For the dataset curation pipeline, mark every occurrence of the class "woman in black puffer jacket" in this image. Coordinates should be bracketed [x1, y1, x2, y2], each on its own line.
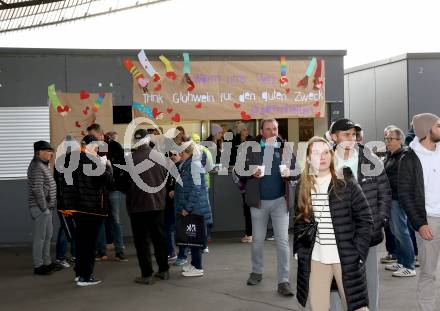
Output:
[293, 137, 373, 311]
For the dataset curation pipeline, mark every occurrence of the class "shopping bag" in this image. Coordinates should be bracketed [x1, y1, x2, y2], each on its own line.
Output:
[175, 214, 206, 247]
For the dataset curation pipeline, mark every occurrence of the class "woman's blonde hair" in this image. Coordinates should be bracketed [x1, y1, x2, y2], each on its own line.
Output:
[297, 136, 343, 221]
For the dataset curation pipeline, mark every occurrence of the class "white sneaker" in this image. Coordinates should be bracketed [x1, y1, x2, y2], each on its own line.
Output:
[76, 276, 102, 286]
[55, 259, 70, 268]
[203, 247, 209, 254]
[182, 266, 204, 277]
[182, 264, 195, 273]
[74, 276, 79, 282]
[392, 267, 416, 277]
[385, 263, 403, 271]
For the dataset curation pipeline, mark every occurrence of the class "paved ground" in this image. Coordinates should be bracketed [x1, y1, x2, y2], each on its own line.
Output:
[0, 235, 437, 311]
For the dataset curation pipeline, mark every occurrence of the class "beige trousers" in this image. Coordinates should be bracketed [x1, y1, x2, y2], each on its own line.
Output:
[309, 260, 369, 311]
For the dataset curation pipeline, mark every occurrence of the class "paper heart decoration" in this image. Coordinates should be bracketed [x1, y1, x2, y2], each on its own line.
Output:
[195, 103, 202, 109]
[233, 103, 241, 109]
[166, 107, 173, 114]
[315, 112, 321, 118]
[75, 121, 81, 128]
[313, 101, 320, 107]
[82, 107, 90, 115]
[80, 90, 90, 100]
[57, 105, 70, 116]
[171, 113, 181, 122]
[166, 72, 177, 80]
[153, 107, 159, 119]
[313, 78, 323, 90]
[280, 77, 289, 84]
[153, 73, 161, 82]
[241, 111, 251, 121]
[187, 85, 195, 92]
[138, 78, 148, 88]
[285, 88, 291, 94]
[154, 84, 162, 92]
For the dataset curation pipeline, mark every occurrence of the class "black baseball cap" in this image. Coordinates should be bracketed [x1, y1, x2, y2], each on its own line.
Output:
[134, 129, 149, 140]
[330, 119, 362, 134]
[82, 135, 98, 145]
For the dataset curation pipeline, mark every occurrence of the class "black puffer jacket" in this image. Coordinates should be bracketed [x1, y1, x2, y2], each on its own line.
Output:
[384, 146, 407, 200]
[56, 152, 113, 216]
[293, 176, 373, 311]
[350, 145, 391, 247]
[398, 148, 427, 231]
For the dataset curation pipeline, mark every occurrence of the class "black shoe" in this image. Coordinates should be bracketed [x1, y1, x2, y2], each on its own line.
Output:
[277, 282, 295, 297]
[154, 271, 170, 280]
[34, 266, 52, 275]
[247, 273, 262, 285]
[44, 262, 63, 272]
[134, 276, 155, 285]
[115, 253, 128, 262]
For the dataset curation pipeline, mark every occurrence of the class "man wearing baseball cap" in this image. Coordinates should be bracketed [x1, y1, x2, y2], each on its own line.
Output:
[398, 113, 440, 311]
[329, 119, 391, 311]
[27, 140, 59, 275]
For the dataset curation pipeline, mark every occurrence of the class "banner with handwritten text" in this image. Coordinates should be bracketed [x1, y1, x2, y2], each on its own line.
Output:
[132, 58, 325, 121]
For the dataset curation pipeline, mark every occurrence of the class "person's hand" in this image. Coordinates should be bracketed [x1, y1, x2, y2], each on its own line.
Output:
[169, 191, 175, 199]
[419, 224, 434, 241]
[106, 160, 112, 167]
[253, 168, 263, 179]
[181, 209, 189, 216]
[281, 168, 290, 178]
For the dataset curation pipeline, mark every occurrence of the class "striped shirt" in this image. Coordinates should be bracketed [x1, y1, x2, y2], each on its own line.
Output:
[311, 174, 340, 264]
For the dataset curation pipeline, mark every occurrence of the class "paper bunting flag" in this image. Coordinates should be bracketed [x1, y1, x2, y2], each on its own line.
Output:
[138, 50, 161, 81]
[48, 84, 70, 116]
[279, 56, 288, 87]
[183, 53, 191, 74]
[313, 58, 323, 90]
[159, 55, 177, 80]
[182, 53, 195, 92]
[132, 102, 154, 119]
[123, 58, 149, 92]
[297, 57, 317, 89]
[92, 93, 105, 113]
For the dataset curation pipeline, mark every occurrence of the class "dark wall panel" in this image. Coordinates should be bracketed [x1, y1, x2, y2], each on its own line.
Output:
[0, 54, 66, 107]
[408, 59, 440, 121]
[65, 55, 133, 106]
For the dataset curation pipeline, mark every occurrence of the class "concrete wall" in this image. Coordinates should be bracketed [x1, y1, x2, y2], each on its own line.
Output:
[0, 49, 344, 244]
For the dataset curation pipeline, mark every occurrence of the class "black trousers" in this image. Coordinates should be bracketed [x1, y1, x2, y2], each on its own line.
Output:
[130, 210, 169, 277]
[74, 213, 103, 279]
[242, 193, 252, 236]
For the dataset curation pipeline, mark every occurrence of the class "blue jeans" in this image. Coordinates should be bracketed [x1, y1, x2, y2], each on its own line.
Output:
[190, 247, 203, 269]
[390, 200, 415, 270]
[97, 191, 125, 256]
[56, 215, 76, 260]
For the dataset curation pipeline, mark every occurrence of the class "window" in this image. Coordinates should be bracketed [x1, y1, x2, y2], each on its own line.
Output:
[0, 107, 50, 180]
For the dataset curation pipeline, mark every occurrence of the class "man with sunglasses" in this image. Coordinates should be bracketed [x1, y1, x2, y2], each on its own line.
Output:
[383, 127, 417, 277]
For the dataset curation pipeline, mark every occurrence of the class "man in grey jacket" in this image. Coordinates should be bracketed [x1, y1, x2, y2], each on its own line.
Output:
[27, 140, 58, 275]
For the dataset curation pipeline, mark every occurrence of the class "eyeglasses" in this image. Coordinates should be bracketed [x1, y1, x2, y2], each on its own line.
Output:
[383, 137, 399, 142]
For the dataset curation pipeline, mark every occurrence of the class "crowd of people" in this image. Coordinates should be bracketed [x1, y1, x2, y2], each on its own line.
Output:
[26, 114, 440, 311]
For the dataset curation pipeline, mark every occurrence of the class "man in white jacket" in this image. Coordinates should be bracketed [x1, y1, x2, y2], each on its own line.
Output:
[399, 113, 440, 311]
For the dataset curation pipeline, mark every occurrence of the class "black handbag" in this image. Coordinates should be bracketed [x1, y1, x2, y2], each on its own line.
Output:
[175, 214, 206, 248]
